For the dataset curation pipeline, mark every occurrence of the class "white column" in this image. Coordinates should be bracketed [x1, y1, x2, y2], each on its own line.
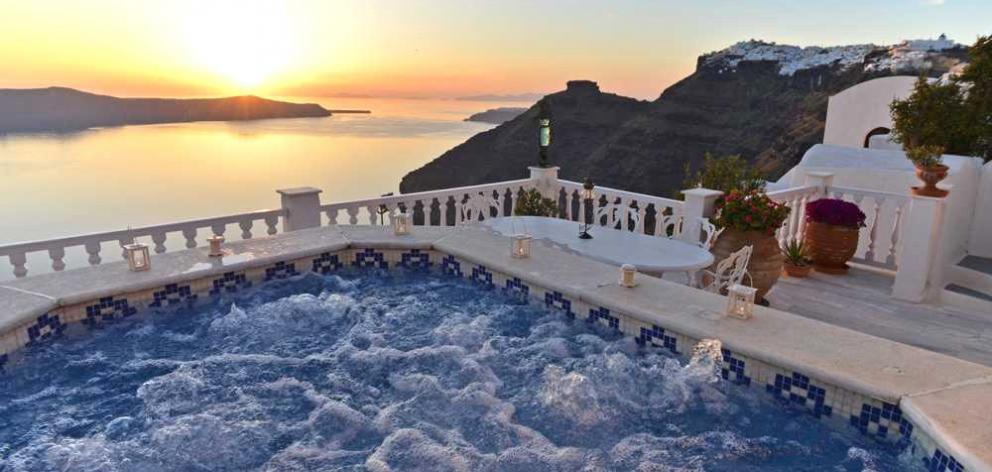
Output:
[680, 188, 723, 243]
[892, 194, 946, 302]
[528, 166, 560, 199]
[804, 171, 835, 195]
[277, 187, 323, 232]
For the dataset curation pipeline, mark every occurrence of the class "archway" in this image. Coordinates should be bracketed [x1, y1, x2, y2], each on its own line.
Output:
[863, 127, 891, 148]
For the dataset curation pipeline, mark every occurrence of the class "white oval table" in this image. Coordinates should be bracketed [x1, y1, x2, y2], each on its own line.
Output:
[481, 216, 714, 275]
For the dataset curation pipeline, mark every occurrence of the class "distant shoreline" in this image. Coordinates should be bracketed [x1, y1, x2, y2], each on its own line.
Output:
[327, 109, 371, 114]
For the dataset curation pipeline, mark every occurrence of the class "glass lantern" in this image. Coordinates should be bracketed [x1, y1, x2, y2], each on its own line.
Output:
[124, 242, 151, 272]
[726, 284, 757, 320]
[393, 211, 410, 235]
[207, 235, 225, 257]
[511, 234, 532, 258]
[619, 264, 638, 287]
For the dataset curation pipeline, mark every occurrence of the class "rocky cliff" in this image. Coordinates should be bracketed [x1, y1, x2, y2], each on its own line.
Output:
[401, 39, 968, 196]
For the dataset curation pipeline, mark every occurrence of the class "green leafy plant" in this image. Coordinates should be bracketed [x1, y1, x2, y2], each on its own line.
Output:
[513, 189, 559, 217]
[712, 190, 790, 235]
[904, 144, 945, 168]
[681, 153, 765, 195]
[781, 240, 810, 267]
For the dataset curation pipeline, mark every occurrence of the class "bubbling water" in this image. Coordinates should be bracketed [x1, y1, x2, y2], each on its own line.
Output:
[0, 272, 918, 471]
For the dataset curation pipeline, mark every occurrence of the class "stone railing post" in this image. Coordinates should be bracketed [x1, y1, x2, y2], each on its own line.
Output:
[528, 166, 560, 200]
[277, 187, 323, 232]
[680, 188, 723, 243]
[892, 194, 946, 302]
[804, 171, 835, 196]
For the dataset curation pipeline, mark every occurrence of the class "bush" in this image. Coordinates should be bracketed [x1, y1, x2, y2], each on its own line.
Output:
[682, 153, 765, 195]
[905, 144, 945, 168]
[712, 190, 790, 235]
[513, 189, 559, 217]
[805, 198, 866, 228]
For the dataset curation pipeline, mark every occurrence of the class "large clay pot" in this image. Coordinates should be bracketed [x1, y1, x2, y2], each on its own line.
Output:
[912, 164, 949, 198]
[709, 229, 783, 303]
[803, 221, 859, 274]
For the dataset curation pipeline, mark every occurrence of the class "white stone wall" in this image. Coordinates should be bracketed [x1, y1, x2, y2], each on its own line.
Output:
[823, 76, 919, 149]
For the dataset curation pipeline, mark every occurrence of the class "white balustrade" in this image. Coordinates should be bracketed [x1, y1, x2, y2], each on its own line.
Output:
[557, 180, 684, 237]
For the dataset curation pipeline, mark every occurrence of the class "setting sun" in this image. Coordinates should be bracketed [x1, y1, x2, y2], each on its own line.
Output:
[183, 0, 298, 91]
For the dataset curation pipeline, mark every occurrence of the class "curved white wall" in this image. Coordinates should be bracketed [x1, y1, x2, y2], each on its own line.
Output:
[823, 76, 919, 149]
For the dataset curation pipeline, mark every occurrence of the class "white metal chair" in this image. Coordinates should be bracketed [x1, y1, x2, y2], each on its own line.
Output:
[457, 192, 500, 224]
[595, 201, 639, 230]
[658, 214, 683, 238]
[696, 217, 723, 250]
[699, 245, 753, 293]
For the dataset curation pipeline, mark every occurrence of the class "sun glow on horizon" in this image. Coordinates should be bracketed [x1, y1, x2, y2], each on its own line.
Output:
[183, 1, 299, 92]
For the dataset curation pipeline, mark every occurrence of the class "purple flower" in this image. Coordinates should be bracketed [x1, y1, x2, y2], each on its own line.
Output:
[805, 198, 866, 228]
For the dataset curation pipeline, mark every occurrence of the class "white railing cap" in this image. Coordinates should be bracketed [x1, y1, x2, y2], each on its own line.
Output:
[277, 187, 323, 196]
[681, 188, 724, 198]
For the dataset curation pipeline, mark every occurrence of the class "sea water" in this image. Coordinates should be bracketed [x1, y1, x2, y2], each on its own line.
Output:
[0, 273, 918, 471]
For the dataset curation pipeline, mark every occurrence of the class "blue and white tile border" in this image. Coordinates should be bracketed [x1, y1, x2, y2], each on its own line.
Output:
[0, 245, 979, 471]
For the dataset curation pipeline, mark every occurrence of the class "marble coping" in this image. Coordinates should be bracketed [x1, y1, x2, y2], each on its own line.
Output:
[0, 223, 989, 471]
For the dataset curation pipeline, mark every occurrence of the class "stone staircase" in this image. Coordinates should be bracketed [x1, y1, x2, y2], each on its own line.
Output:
[943, 255, 992, 313]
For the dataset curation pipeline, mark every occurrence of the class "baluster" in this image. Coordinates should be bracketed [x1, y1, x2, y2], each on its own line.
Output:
[48, 247, 66, 271]
[85, 241, 102, 265]
[366, 204, 379, 225]
[326, 208, 339, 225]
[428, 199, 438, 226]
[211, 223, 226, 236]
[239, 219, 253, 239]
[182, 228, 198, 248]
[346, 206, 359, 225]
[9, 252, 28, 278]
[864, 197, 883, 262]
[151, 231, 168, 253]
[795, 195, 809, 243]
[887, 201, 905, 267]
[636, 202, 647, 234]
[264, 215, 279, 235]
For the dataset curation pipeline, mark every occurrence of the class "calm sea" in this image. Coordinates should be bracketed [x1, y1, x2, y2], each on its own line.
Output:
[0, 97, 522, 245]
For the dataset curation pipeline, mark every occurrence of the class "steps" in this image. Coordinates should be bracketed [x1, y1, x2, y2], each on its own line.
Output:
[942, 255, 992, 313]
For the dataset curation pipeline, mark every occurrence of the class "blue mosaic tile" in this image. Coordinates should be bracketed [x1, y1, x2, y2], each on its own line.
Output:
[150, 283, 197, 308]
[720, 349, 751, 386]
[636, 324, 678, 354]
[441, 255, 463, 277]
[311, 252, 343, 274]
[26, 312, 66, 345]
[924, 448, 965, 472]
[209, 271, 252, 296]
[399, 249, 432, 271]
[83, 297, 137, 328]
[469, 265, 494, 289]
[544, 291, 574, 319]
[850, 401, 913, 444]
[504, 277, 530, 302]
[265, 261, 299, 281]
[0, 352, 8, 372]
[353, 248, 387, 269]
[766, 372, 832, 418]
[587, 306, 619, 330]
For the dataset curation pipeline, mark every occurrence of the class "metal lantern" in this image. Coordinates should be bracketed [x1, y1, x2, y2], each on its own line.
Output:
[124, 242, 151, 272]
[207, 234, 225, 257]
[726, 284, 757, 320]
[619, 264, 638, 288]
[393, 211, 411, 235]
[579, 177, 595, 239]
[537, 100, 551, 168]
[511, 233, 532, 258]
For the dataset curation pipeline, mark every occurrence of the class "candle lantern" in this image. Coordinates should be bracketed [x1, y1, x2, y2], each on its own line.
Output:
[124, 242, 151, 272]
[207, 235, 225, 257]
[579, 177, 595, 239]
[393, 211, 411, 235]
[726, 284, 757, 320]
[511, 234, 532, 258]
[619, 264, 638, 287]
[537, 100, 551, 168]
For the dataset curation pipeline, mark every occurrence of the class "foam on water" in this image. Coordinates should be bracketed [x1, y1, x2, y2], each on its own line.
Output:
[0, 272, 919, 471]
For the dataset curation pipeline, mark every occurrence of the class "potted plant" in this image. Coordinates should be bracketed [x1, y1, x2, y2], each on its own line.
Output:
[803, 198, 867, 274]
[513, 188, 559, 217]
[781, 240, 812, 278]
[905, 144, 949, 197]
[710, 190, 791, 303]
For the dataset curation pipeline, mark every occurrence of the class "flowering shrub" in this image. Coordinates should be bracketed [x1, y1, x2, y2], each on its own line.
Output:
[712, 190, 790, 235]
[805, 198, 866, 228]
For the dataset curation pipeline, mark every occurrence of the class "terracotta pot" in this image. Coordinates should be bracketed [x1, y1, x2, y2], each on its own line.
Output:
[709, 229, 783, 303]
[912, 164, 949, 198]
[783, 263, 812, 278]
[803, 221, 859, 274]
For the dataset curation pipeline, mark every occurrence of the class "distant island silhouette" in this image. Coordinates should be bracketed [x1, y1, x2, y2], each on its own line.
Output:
[464, 107, 526, 124]
[0, 87, 356, 133]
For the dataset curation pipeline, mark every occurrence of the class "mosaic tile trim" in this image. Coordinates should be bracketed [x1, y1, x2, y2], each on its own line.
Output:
[587, 306, 619, 331]
[850, 401, 913, 444]
[265, 261, 299, 281]
[635, 324, 678, 355]
[83, 297, 138, 328]
[924, 448, 965, 472]
[353, 248, 387, 269]
[544, 291, 575, 319]
[150, 283, 197, 308]
[209, 271, 252, 296]
[399, 249, 432, 271]
[441, 255, 463, 277]
[469, 264, 494, 289]
[504, 277, 529, 302]
[0, 353, 7, 372]
[767, 372, 832, 418]
[311, 252, 343, 274]
[720, 349, 751, 386]
[27, 313, 66, 345]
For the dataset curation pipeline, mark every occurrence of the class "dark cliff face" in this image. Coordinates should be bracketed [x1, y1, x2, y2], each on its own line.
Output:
[399, 41, 968, 197]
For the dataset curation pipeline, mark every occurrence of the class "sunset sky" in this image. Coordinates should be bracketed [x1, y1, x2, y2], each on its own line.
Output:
[1, 0, 990, 100]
